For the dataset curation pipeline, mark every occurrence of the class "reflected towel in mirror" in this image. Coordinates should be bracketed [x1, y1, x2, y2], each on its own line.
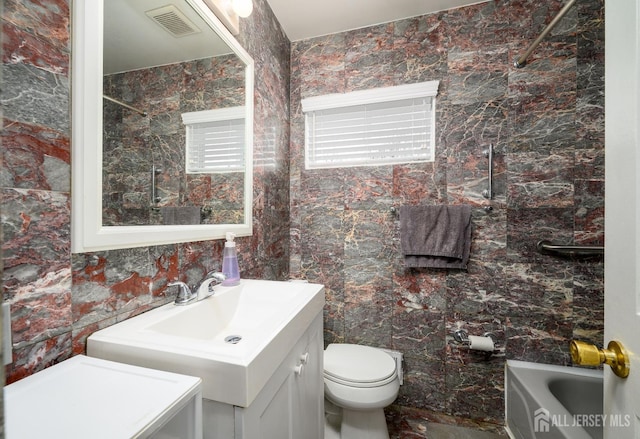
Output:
[160, 206, 202, 225]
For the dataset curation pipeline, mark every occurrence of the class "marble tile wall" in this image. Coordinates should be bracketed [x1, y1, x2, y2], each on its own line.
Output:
[289, 0, 604, 425]
[1, 0, 291, 383]
[2, 0, 604, 430]
[102, 54, 245, 226]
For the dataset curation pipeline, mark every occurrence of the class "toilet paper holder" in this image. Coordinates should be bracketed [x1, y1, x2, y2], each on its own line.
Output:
[453, 329, 499, 350]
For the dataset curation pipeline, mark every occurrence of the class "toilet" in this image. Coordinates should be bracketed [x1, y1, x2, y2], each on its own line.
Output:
[323, 344, 400, 439]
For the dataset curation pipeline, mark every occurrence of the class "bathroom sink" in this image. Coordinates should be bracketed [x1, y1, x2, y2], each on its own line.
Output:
[88, 279, 324, 407]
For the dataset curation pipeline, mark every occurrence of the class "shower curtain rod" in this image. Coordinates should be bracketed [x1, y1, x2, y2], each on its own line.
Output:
[103, 95, 148, 117]
[513, 0, 576, 68]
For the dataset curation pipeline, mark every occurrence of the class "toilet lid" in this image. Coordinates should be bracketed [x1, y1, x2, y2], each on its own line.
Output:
[324, 344, 396, 387]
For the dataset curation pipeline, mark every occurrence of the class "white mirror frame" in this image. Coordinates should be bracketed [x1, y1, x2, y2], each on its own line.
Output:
[71, 0, 254, 253]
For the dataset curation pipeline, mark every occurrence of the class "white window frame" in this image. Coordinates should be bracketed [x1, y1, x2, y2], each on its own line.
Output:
[182, 106, 245, 174]
[301, 81, 439, 170]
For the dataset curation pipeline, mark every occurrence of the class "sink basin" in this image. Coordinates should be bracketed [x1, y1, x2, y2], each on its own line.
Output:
[88, 279, 325, 407]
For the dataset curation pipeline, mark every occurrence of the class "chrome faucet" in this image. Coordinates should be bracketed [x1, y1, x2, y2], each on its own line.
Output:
[168, 271, 226, 305]
[196, 271, 226, 300]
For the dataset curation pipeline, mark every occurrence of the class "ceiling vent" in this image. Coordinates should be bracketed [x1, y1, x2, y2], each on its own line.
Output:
[146, 5, 201, 38]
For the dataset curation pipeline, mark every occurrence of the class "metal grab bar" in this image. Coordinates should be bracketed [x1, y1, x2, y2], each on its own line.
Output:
[103, 95, 148, 117]
[514, 0, 577, 68]
[482, 144, 493, 200]
[482, 144, 494, 213]
[151, 164, 162, 207]
[537, 240, 604, 257]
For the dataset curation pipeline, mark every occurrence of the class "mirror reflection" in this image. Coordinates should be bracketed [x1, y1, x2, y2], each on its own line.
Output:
[102, 0, 246, 226]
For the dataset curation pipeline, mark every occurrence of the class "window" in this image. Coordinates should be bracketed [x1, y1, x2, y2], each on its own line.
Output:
[301, 81, 439, 170]
[182, 107, 245, 173]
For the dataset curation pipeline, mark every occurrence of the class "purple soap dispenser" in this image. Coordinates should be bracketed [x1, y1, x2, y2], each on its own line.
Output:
[221, 232, 240, 286]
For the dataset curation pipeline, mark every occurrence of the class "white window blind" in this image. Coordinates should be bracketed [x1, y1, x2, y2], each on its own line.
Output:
[301, 81, 439, 169]
[182, 107, 245, 173]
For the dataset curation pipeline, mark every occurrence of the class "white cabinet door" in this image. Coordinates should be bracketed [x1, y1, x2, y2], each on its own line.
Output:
[234, 313, 324, 439]
[293, 317, 324, 438]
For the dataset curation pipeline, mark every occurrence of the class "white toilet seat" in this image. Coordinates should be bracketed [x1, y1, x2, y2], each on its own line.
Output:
[324, 343, 397, 385]
[324, 372, 397, 388]
[323, 344, 400, 411]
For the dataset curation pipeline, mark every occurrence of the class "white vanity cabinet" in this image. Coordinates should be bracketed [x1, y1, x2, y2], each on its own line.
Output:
[86, 280, 326, 439]
[234, 312, 324, 438]
[204, 312, 324, 439]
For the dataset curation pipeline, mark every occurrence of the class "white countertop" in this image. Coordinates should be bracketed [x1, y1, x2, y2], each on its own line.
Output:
[5, 355, 202, 438]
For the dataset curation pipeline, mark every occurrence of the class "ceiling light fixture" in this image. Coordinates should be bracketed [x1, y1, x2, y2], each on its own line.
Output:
[203, 0, 253, 35]
[231, 0, 253, 18]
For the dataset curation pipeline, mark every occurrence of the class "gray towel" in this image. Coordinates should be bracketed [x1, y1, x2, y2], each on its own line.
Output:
[399, 205, 472, 269]
[161, 206, 201, 225]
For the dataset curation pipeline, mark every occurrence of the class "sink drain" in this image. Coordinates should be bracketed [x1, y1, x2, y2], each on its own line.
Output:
[224, 335, 242, 344]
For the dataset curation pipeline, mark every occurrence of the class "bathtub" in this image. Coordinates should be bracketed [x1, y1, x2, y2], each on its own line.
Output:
[505, 360, 603, 439]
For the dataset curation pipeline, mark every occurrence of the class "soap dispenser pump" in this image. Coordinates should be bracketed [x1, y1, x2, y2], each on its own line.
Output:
[221, 232, 240, 286]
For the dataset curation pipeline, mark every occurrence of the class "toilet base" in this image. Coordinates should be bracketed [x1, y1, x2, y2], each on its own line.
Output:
[324, 399, 390, 439]
[342, 408, 389, 439]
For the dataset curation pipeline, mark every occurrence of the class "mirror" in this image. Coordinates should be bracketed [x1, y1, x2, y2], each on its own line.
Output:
[71, 0, 254, 252]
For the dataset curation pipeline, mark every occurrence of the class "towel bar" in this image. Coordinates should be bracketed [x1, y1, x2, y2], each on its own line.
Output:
[391, 205, 493, 216]
[537, 240, 604, 257]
